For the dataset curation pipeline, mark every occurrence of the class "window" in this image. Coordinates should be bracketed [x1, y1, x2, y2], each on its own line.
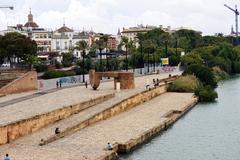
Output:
[56, 41, 60, 50]
[65, 42, 68, 49]
[44, 34, 47, 38]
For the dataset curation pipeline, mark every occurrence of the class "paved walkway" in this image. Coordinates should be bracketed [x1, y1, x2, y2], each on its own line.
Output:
[0, 72, 180, 126]
[0, 92, 196, 160]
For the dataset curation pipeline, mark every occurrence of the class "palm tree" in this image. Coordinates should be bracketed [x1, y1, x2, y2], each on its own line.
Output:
[137, 33, 145, 74]
[119, 36, 131, 71]
[75, 40, 88, 82]
[95, 38, 107, 72]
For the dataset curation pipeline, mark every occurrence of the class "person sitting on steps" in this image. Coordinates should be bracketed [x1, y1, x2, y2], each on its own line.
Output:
[106, 142, 113, 150]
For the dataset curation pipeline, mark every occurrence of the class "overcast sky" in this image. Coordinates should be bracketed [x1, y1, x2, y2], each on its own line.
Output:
[0, 0, 238, 35]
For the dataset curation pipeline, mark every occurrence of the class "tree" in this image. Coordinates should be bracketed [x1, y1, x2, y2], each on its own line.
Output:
[181, 53, 204, 66]
[173, 29, 202, 51]
[184, 64, 217, 87]
[62, 52, 73, 67]
[75, 40, 89, 82]
[95, 37, 107, 71]
[0, 32, 37, 67]
[119, 36, 134, 71]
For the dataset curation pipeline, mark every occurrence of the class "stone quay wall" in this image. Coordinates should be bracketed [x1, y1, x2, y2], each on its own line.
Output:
[116, 97, 198, 153]
[0, 93, 115, 145]
[0, 71, 38, 95]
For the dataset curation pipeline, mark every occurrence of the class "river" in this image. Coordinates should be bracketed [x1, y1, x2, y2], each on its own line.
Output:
[120, 76, 240, 160]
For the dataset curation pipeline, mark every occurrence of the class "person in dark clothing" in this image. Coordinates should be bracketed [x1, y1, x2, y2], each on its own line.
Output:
[55, 127, 60, 134]
[85, 81, 88, 88]
[56, 81, 59, 88]
[59, 80, 62, 88]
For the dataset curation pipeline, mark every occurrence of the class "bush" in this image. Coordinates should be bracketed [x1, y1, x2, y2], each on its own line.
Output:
[42, 70, 75, 79]
[195, 86, 218, 102]
[168, 75, 201, 92]
[34, 64, 48, 73]
[55, 61, 62, 69]
[184, 64, 217, 87]
[212, 67, 229, 82]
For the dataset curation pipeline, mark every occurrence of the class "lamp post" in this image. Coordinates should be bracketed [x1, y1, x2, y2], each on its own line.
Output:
[140, 40, 143, 74]
[125, 46, 128, 71]
[147, 51, 150, 73]
[81, 51, 86, 83]
[165, 40, 168, 57]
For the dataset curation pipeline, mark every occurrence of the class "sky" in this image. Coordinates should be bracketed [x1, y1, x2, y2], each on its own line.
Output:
[0, 0, 238, 35]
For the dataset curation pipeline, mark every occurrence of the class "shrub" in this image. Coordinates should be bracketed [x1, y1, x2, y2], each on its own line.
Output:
[168, 75, 201, 92]
[212, 67, 229, 82]
[195, 85, 218, 102]
[184, 64, 217, 87]
[42, 70, 75, 79]
[34, 64, 48, 73]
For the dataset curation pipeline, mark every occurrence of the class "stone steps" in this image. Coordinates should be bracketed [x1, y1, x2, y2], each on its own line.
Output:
[39, 84, 167, 146]
[0, 93, 115, 145]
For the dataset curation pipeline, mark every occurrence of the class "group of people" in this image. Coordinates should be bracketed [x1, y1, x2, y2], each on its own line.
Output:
[56, 80, 89, 89]
[152, 78, 161, 87]
[56, 80, 62, 88]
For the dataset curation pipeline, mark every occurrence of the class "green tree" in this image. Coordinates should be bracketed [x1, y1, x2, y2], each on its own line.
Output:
[184, 64, 217, 87]
[75, 40, 89, 82]
[62, 52, 73, 67]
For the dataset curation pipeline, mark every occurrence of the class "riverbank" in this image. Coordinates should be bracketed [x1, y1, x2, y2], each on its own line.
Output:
[0, 92, 197, 160]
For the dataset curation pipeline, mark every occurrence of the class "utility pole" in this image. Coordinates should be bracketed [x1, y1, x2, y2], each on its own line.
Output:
[224, 4, 239, 45]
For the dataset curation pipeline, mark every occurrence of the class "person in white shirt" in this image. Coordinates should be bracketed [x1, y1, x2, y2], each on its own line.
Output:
[4, 154, 12, 160]
[107, 142, 113, 150]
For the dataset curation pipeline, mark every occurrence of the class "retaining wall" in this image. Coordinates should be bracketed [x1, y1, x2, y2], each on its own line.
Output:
[0, 71, 38, 94]
[40, 84, 168, 145]
[0, 93, 115, 145]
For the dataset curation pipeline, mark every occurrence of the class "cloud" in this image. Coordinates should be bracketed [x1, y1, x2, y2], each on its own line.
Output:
[0, 0, 238, 35]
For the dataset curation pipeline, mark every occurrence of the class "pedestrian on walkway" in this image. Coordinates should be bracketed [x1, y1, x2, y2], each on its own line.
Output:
[3, 154, 12, 160]
[85, 81, 88, 88]
[56, 80, 59, 88]
[59, 80, 62, 88]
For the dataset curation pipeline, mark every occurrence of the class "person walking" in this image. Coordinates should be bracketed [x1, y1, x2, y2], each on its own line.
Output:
[59, 80, 62, 88]
[56, 80, 59, 88]
[4, 154, 12, 160]
[85, 81, 88, 88]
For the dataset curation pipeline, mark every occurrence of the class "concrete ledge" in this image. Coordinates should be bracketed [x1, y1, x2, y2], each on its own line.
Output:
[0, 93, 115, 145]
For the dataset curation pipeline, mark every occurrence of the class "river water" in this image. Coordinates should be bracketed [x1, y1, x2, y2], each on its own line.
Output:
[120, 76, 240, 160]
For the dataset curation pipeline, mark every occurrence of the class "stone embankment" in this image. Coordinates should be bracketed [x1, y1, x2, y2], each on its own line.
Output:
[0, 73, 194, 160]
[0, 93, 115, 145]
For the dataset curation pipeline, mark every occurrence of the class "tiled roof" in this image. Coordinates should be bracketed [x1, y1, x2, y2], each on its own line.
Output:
[56, 26, 73, 33]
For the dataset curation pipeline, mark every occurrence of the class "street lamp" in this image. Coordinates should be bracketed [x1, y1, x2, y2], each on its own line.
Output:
[81, 51, 86, 83]
[140, 40, 143, 74]
[125, 46, 128, 71]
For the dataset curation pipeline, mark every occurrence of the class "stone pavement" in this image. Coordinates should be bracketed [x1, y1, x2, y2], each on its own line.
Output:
[0, 72, 180, 126]
[0, 72, 184, 159]
[0, 92, 196, 160]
